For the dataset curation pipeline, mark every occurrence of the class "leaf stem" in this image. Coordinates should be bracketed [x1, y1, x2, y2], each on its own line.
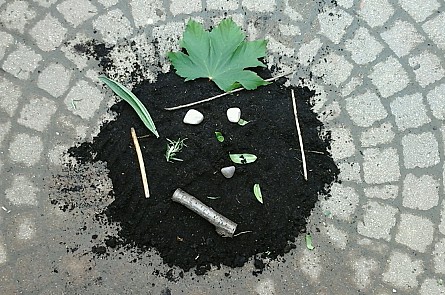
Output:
[131, 127, 150, 198]
[291, 89, 308, 181]
[165, 71, 294, 111]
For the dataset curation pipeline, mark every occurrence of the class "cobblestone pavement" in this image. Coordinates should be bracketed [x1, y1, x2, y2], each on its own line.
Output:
[1, 0, 445, 294]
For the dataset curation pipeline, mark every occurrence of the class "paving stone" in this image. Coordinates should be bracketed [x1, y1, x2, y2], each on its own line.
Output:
[338, 162, 361, 182]
[423, 13, 445, 51]
[325, 223, 348, 249]
[329, 127, 355, 160]
[242, 0, 275, 12]
[16, 216, 36, 240]
[433, 238, 445, 274]
[358, 0, 394, 28]
[152, 22, 185, 60]
[381, 20, 424, 57]
[0, 77, 22, 117]
[0, 0, 36, 33]
[207, 0, 239, 10]
[364, 185, 398, 200]
[9, 133, 43, 166]
[57, 0, 97, 28]
[346, 91, 387, 127]
[5, 174, 39, 206]
[0, 266, 18, 293]
[318, 8, 353, 44]
[267, 36, 295, 57]
[382, 251, 423, 290]
[320, 101, 342, 122]
[409, 51, 445, 87]
[297, 38, 322, 66]
[320, 183, 359, 222]
[170, 0, 202, 15]
[15, 248, 55, 292]
[64, 80, 104, 120]
[30, 14, 67, 51]
[357, 201, 397, 241]
[440, 200, 445, 235]
[353, 257, 377, 289]
[341, 77, 362, 97]
[311, 53, 353, 87]
[390, 93, 430, 131]
[402, 132, 440, 169]
[402, 174, 439, 210]
[345, 27, 383, 65]
[395, 213, 434, 252]
[2, 44, 42, 80]
[255, 278, 276, 295]
[360, 123, 395, 147]
[97, 0, 118, 7]
[363, 148, 400, 184]
[400, 0, 440, 23]
[283, 2, 302, 21]
[369, 57, 409, 98]
[0, 242, 6, 264]
[0, 31, 13, 60]
[420, 278, 445, 295]
[337, 0, 353, 8]
[427, 84, 445, 120]
[17, 96, 57, 132]
[298, 248, 321, 281]
[279, 24, 300, 36]
[93, 9, 133, 43]
[37, 63, 73, 98]
[32, 0, 57, 7]
[131, 0, 165, 27]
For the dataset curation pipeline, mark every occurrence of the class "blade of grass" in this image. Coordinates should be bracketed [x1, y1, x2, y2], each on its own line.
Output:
[99, 75, 159, 138]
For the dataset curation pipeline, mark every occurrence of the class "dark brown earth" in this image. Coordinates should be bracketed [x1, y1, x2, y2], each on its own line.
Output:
[68, 67, 339, 275]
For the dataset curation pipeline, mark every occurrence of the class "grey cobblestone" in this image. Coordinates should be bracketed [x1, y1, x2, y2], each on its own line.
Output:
[357, 201, 398, 241]
[37, 63, 73, 98]
[369, 57, 409, 98]
[381, 20, 424, 57]
[8, 133, 43, 166]
[390, 93, 430, 131]
[311, 53, 352, 87]
[345, 27, 383, 65]
[5, 174, 39, 206]
[318, 7, 353, 44]
[346, 91, 387, 127]
[419, 278, 445, 295]
[427, 84, 445, 120]
[2, 44, 42, 80]
[0, 0, 36, 33]
[93, 9, 133, 43]
[382, 251, 423, 290]
[30, 14, 67, 51]
[0, 31, 13, 60]
[395, 213, 434, 252]
[433, 238, 445, 274]
[321, 183, 359, 222]
[0, 77, 22, 117]
[363, 148, 400, 184]
[402, 173, 439, 210]
[64, 80, 104, 120]
[357, 0, 394, 28]
[57, 0, 98, 28]
[360, 123, 395, 147]
[423, 13, 445, 51]
[409, 51, 445, 87]
[400, 0, 440, 22]
[364, 185, 398, 200]
[402, 132, 440, 169]
[131, 0, 165, 27]
[17, 96, 57, 132]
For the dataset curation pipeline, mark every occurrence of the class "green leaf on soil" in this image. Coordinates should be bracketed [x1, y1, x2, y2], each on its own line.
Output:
[253, 183, 263, 204]
[229, 153, 257, 164]
[215, 131, 225, 142]
[99, 76, 159, 138]
[305, 234, 315, 250]
[167, 18, 270, 92]
[207, 196, 220, 200]
[237, 118, 249, 126]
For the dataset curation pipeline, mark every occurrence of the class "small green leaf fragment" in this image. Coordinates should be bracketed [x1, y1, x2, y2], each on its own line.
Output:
[253, 184, 263, 204]
[323, 210, 331, 217]
[207, 196, 220, 200]
[99, 75, 159, 138]
[237, 119, 249, 126]
[305, 234, 315, 250]
[229, 153, 257, 164]
[215, 131, 225, 142]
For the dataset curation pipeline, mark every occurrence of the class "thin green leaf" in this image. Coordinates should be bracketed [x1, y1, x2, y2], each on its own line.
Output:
[237, 118, 249, 126]
[99, 75, 159, 138]
[215, 131, 225, 142]
[253, 183, 263, 204]
[305, 234, 315, 250]
[168, 18, 270, 92]
[207, 196, 220, 200]
[229, 153, 257, 164]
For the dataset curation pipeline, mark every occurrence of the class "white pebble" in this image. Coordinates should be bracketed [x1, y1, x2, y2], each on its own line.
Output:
[220, 166, 235, 178]
[227, 107, 241, 123]
[183, 109, 204, 125]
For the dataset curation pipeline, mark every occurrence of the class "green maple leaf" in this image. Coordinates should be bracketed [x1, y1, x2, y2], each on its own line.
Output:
[168, 18, 270, 92]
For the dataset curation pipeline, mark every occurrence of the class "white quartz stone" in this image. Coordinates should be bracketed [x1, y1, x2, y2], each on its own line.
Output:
[183, 109, 204, 125]
[227, 107, 241, 123]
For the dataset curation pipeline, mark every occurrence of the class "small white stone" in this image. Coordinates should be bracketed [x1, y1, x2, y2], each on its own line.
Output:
[183, 109, 203, 125]
[227, 107, 241, 123]
[221, 166, 235, 179]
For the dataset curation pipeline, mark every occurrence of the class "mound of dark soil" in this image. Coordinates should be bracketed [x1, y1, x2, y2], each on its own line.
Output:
[69, 68, 338, 274]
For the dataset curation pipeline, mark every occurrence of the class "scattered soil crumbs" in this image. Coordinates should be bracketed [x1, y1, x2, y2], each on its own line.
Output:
[68, 68, 339, 275]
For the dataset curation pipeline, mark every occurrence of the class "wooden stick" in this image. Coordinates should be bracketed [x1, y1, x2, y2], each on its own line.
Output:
[172, 188, 238, 237]
[291, 89, 308, 181]
[130, 127, 150, 198]
[165, 71, 295, 111]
